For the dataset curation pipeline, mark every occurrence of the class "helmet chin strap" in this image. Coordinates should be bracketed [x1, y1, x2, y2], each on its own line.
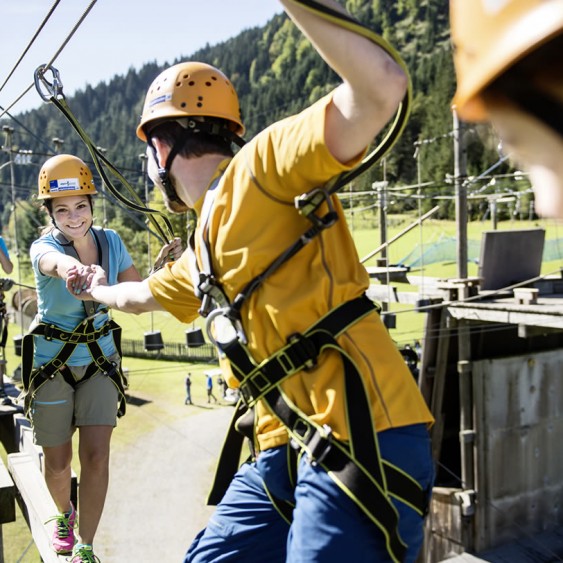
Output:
[147, 140, 186, 207]
[146, 119, 245, 209]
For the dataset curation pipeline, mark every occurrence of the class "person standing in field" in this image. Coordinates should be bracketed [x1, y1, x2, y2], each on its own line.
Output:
[205, 372, 217, 404]
[185, 372, 193, 405]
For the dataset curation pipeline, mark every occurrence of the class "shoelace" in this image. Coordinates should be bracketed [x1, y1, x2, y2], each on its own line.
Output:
[70, 546, 100, 563]
[45, 511, 74, 537]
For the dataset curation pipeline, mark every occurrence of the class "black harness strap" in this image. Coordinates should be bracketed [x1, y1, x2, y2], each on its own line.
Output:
[52, 227, 110, 317]
[21, 318, 128, 418]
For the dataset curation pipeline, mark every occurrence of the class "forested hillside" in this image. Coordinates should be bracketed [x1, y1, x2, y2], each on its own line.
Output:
[0, 0, 521, 273]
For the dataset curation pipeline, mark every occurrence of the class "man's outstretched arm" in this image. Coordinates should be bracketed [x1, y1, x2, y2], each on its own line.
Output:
[67, 265, 164, 315]
[280, 0, 408, 164]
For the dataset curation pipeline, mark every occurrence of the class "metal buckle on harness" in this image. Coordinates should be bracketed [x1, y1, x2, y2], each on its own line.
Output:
[287, 332, 317, 371]
[44, 325, 55, 341]
[197, 273, 223, 318]
[295, 188, 338, 232]
[291, 421, 333, 466]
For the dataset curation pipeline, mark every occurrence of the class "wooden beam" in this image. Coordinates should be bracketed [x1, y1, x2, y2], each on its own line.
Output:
[7, 453, 67, 563]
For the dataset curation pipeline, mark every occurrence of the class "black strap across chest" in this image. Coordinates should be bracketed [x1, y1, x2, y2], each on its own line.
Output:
[52, 226, 109, 317]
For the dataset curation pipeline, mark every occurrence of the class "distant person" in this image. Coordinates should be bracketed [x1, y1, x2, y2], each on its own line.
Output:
[70, 0, 434, 560]
[184, 372, 192, 405]
[22, 154, 181, 562]
[414, 339, 422, 360]
[206, 373, 217, 404]
[0, 235, 13, 274]
[216, 375, 228, 399]
[450, 0, 563, 218]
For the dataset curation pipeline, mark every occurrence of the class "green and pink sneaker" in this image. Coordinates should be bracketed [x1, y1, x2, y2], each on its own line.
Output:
[70, 543, 100, 562]
[46, 502, 77, 554]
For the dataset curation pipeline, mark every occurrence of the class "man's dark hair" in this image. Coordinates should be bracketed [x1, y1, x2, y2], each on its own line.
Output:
[149, 119, 235, 159]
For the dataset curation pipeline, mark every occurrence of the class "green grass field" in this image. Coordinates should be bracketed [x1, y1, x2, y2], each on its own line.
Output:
[2, 216, 562, 561]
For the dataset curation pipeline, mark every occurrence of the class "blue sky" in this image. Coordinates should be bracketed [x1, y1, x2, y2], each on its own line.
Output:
[0, 0, 282, 115]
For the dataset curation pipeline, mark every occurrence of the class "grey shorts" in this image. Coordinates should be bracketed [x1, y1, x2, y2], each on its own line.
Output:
[29, 353, 121, 447]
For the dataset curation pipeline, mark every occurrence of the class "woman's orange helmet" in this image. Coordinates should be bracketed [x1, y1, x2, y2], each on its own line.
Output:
[37, 154, 97, 200]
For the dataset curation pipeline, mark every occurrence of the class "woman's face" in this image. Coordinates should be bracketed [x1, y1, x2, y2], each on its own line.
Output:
[51, 195, 93, 240]
[486, 97, 563, 219]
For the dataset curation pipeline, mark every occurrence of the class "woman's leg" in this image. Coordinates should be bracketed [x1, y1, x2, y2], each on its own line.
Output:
[77, 425, 113, 544]
[43, 441, 73, 512]
[72, 368, 119, 546]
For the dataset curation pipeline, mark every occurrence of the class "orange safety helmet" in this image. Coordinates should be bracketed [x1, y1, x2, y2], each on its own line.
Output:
[136, 62, 245, 141]
[37, 154, 97, 200]
[451, 0, 563, 121]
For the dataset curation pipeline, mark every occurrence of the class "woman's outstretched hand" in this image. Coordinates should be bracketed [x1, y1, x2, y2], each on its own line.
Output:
[66, 264, 107, 300]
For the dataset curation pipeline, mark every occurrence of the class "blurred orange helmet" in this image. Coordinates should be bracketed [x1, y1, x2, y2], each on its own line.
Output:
[451, 0, 563, 121]
[137, 62, 245, 141]
[37, 154, 97, 200]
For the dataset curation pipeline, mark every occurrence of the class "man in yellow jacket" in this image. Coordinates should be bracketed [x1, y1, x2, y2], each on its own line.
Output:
[70, 1, 434, 561]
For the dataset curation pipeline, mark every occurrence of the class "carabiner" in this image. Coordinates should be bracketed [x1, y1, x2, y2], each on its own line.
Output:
[34, 64, 65, 102]
[205, 307, 248, 350]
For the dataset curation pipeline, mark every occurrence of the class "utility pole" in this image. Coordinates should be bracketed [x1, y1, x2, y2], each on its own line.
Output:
[96, 146, 108, 227]
[377, 159, 388, 267]
[453, 110, 468, 279]
[139, 153, 154, 333]
[2, 126, 24, 336]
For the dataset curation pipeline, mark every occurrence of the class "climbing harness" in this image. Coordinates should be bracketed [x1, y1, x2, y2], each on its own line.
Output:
[207, 296, 427, 563]
[33, 65, 175, 246]
[186, 2, 423, 561]
[21, 226, 128, 418]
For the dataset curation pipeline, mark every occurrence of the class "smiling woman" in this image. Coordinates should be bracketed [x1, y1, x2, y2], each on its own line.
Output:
[20, 153, 143, 563]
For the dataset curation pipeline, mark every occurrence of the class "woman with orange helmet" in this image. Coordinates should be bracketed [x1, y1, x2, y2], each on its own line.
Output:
[25, 154, 181, 563]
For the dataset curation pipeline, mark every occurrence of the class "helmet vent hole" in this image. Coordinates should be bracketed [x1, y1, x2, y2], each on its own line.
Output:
[181, 102, 187, 108]
[197, 102, 203, 108]
[205, 81, 212, 87]
[188, 81, 195, 86]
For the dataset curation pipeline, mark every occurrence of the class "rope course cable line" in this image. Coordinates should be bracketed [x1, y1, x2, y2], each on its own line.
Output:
[0, 0, 98, 121]
[0, 0, 63, 95]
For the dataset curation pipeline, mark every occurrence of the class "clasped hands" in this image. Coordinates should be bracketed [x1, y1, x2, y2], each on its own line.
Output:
[66, 264, 106, 300]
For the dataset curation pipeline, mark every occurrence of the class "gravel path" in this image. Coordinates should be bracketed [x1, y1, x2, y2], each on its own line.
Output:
[96, 404, 234, 562]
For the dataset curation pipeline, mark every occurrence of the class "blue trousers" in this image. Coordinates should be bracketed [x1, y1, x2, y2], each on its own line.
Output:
[186, 424, 434, 563]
